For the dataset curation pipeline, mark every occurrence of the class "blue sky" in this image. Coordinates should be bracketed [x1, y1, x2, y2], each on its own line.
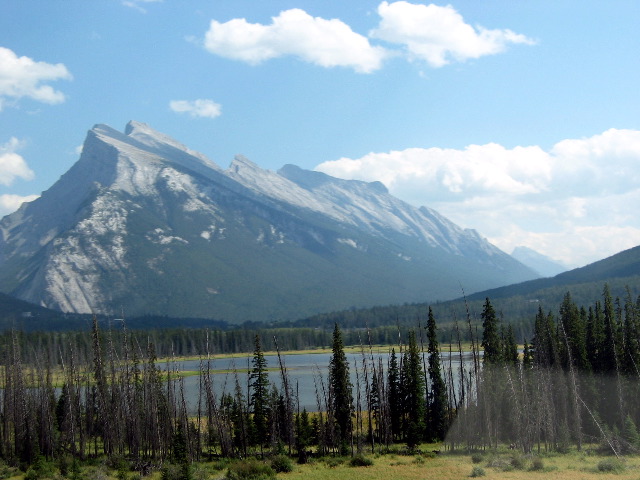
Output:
[1, 0, 639, 267]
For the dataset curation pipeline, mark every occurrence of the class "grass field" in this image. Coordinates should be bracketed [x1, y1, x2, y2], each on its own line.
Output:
[4, 446, 640, 480]
[278, 449, 640, 480]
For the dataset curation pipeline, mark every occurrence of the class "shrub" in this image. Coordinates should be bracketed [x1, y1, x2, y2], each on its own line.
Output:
[324, 457, 344, 468]
[269, 455, 293, 473]
[509, 455, 526, 470]
[225, 459, 275, 480]
[469, 466, 485, 477]
[161, 464, 182, 480]
[470, 453, 483, 464]
[349, 455, 373, 467]
[530, 457, 544, 471]
[597, 458, 625, 473]
[25, 456, 57, 480]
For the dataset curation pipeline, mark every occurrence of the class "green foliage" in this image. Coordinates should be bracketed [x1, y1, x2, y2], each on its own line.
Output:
[480, 298, 500, 364]
[470, 453, 483, 464]
[426, 307, 448, 441]
[348, 455, 373, 467]
[249, 335, 270, 447]
[162, 461, 192, 480]
[329, 323, 352, 446]
[469, 466, 485, 477]
[25, 456, 56, 480]
[402, 331, 425, 448]
[225, 459, 275, 480]
[596, 458, 625, 473]
[269, 455, 293, 473]
[323, 457, 344, 468]
[529, 457, 544, 471]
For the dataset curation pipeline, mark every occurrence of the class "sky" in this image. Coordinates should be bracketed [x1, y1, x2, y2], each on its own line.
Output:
[1, 0, 639, 268]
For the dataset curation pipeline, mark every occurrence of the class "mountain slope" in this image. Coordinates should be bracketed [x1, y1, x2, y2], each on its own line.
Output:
[511, 246, 568, 277]
[467, 245, 640, 302]
[0, 122, 537, 322]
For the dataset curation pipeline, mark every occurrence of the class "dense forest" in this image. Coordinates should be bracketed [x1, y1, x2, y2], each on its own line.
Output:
[0, 283, 639, 476]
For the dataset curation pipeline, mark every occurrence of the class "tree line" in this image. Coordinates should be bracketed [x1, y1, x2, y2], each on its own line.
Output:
[0, 283, 639, 472]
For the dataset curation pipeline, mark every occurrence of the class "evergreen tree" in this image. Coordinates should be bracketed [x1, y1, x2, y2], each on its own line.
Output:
[621, 288, 640, 375]
[426, 307, 448, 441]
[601, 284, 619, 374]
[328, 323, 352, 452]
[559, 292, 589, 371]
[481, 298, 501, 365]
[587, 304, 605, 372]
[387, 348, 402, 441]
[249, 335, 270, 450]
[503, 323, 519, 367]
[402, 331, 426, 449]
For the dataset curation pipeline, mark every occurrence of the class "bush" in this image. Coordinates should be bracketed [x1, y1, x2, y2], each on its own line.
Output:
[324, 457, 344, 468]
[597, 458, 625, 473]
[509, 455, 526, 470]
[469, 466, 485, 477]
[470, 453, 483, 464]
[269, 455, 293, 473]
[225, 459, 275, 480]
[530, 457, 544, 471]
[25, 456, 57, 480]
[349, 455, 373, 467]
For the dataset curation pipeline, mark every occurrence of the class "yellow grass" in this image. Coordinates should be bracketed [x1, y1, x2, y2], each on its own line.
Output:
[278, 448, 640, 480]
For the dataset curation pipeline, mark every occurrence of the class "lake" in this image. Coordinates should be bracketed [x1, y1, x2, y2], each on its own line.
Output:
[163, 350, 474, 412]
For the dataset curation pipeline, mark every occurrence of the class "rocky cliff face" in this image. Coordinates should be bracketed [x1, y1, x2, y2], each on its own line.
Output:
[0, 121, 537, 322]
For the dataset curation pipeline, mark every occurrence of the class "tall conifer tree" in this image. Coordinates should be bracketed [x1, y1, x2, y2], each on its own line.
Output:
[481, 298, 501, 365]
[329, 323, 352, 452]
[402, 331, 426, 448]
[426, 307, 448, 441]
[249, 335, 270, 450]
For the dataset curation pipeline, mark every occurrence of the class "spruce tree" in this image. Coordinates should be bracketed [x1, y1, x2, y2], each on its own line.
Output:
[402, 331, 426, 449]
[249, 335, 270, 450]
[328, 323, 352, 452]
[387, 348, 402, 441]
[559, 292, 589, 371]
[601, 284, 619, 374]
[481, 298, 501, 365]
[426, 307, 448, 441]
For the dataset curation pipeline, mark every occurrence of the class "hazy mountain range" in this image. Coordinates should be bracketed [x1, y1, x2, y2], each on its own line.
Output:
[0, 121, 538, 322]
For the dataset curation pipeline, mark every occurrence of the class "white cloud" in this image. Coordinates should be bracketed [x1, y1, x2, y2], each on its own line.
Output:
[370, 1, 535, 67]
[315, 129, 640, 266]
[169, 99, 222, 119]
[201, 3, 533, 73]
[0, 137, 34, 186]
[203, 8, 388, 73]
[0, 194, 39, 217]
[0, 47, 72, 109]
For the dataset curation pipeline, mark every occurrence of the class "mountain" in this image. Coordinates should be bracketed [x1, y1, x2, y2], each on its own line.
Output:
[511, 246, 568, 277]
[0, 121, 538, 322]
[467, 244, 640, 303]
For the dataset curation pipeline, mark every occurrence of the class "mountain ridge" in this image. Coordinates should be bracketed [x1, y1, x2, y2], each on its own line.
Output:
[0, 121, 538, 322]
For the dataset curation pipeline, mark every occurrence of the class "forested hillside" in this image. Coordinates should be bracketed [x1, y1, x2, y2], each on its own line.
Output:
[1, 283, 638, 470]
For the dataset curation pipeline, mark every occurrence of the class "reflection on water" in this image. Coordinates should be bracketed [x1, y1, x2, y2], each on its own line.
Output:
[163, 351, 473, 412]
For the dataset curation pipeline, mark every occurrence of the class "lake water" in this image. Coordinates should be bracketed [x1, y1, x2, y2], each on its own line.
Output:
[164, 351, 474, 412]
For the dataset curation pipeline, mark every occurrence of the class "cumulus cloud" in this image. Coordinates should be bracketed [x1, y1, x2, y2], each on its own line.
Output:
[315, 129, 640, 266]
[0, 47, 72, 110]
[204, 8, 388, 73]
[202, 3, 532, 72]
[169, 99, 222, 119]
[0, 194, 39, 217]
[0, 137, 34, 186]
[370, 1, 536, 67]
